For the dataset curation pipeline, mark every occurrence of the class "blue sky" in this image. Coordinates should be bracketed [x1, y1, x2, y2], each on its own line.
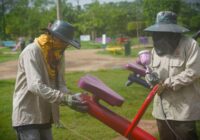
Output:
[68, 0, 134, 6]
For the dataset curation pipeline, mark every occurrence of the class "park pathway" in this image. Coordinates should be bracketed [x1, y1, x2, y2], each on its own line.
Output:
[0, 49, 134, 80]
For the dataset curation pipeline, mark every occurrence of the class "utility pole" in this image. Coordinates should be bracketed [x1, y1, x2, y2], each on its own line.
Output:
[56, 0, 62, 20]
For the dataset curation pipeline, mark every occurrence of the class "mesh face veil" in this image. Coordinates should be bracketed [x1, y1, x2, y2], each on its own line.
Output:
[152, 32, 181, 56]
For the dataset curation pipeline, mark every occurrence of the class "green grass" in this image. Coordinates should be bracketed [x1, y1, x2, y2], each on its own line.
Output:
[67, 41, 102, 50]
[1, 57, 200, 139]
[0, 80, 16, 140]
[78, 37, 152, 50]
[0, 47, 20, 63]
[98, 47, 152, 58]
[0, 69, 156, 140]
[80, 41, 102, 49]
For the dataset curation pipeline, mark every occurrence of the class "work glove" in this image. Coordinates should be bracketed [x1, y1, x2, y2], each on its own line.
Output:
[145, 72, 160, 88]
[145, 72, 166, 95]
[156, 82, 165, 95]
[62, 93, 88, 113]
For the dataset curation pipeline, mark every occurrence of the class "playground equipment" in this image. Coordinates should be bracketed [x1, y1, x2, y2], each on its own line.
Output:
[78, 74, 159, 140]
[105, 46, 124, 54]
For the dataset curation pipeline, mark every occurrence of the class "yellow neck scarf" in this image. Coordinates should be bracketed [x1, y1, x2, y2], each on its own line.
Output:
[36, 34, 65, 80]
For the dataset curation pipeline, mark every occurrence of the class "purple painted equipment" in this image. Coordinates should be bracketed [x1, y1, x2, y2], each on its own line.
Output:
[125, 63, 146, 76]
[78, 74, 157, 140]
[79, 74, 124, 106]
[124, 50, 151, 87]
[138, 50, 151, 66]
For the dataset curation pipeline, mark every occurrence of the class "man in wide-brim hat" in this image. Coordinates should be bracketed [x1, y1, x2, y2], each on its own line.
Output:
[12, 20, 88, 140]
[145, 11, 200, 140]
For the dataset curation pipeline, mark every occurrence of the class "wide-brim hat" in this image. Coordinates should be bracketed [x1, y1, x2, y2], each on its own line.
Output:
[144, 11, 189, 33]
[42, 20, 81, 49]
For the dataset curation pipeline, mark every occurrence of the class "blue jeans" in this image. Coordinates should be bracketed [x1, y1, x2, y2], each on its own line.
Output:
[16, 128, 53, 140]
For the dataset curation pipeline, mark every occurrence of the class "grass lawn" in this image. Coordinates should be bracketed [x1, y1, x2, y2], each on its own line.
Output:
[80, 41, 102, 49]
[0, 39, 200, 139]
[98, 47, 152, 58]
[0, 69, 156, 140]
[0, 47, 20, 63]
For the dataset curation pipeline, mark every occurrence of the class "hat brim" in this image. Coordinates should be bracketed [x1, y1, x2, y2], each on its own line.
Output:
[41, 28, 81, 49]
[144, 24, 189, 33]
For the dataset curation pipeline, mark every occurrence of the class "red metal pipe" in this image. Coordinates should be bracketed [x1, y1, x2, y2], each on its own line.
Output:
[81, 94, 157, 140]
[124, 84, 159, 137]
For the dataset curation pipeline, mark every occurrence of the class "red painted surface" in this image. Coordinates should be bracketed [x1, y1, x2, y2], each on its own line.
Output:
[116, 37, 129, 44]
[81, 92, 157, 140]
[124, 85, 158, 138]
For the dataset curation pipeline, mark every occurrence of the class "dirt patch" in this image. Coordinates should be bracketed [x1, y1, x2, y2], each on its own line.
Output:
[138, 120, 158, 135]
[65, 49, 134, 72]
[0, 60, 18, 80]
[0, 49, 134, 80]
[113, 120, 158, 140]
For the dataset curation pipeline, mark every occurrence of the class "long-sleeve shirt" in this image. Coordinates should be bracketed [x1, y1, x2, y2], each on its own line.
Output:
[12, 41, 68, 127]
[150, 36, 200, 121]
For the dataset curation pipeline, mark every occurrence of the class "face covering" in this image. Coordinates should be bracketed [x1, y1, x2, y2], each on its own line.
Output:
[36, 34, 67, 80]
[152, 32, 181, 56]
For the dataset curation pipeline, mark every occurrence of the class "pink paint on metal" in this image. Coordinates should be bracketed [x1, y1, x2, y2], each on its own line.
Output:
[138, 50, 151, 66]
[78, 74, 124, 106]
[124, 63, 146, 76]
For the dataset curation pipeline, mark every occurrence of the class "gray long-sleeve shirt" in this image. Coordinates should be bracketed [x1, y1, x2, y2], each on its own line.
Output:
[12, 41, 68, 127]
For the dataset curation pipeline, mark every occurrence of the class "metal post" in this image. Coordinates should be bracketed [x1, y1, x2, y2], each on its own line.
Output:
[56, 0, 62, 20]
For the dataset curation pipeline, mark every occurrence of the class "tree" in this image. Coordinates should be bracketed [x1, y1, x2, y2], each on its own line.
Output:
[76, 1, 144, 39]
[142, 0, 181, 25]
[76, 1, 105, 40]
[179, 1, 200, 31]
[4, 0, 56, 39]
[127, 21, 145, 37]
[0, 0, 17, 39]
